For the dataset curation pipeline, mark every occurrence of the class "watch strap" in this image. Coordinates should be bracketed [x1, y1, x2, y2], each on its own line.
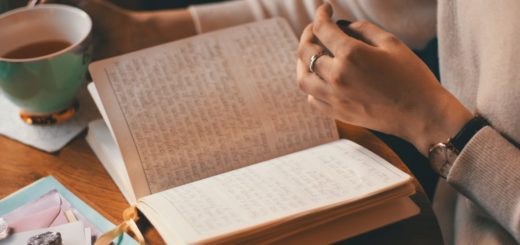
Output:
[450, 116, 489, 152]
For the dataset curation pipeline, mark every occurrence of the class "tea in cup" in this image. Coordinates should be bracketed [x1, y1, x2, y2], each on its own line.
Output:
[0, 4, 92, 124]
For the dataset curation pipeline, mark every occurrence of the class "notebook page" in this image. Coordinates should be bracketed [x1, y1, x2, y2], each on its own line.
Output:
[138, 140, 411, 244]
[89, 18, 338, 198]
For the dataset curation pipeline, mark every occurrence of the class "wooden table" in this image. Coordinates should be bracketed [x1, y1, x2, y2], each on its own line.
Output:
[0, 117, 443, 244]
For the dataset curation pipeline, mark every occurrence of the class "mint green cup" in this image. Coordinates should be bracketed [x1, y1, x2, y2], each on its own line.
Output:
[0, 4, 92, 115]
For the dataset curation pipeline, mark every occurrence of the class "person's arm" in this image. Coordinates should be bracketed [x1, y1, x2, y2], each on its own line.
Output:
[297, 3, 520, 241]
[189, 0, 436, 49]
[77, 0, 436, 59]
[74, 0, 195, 59]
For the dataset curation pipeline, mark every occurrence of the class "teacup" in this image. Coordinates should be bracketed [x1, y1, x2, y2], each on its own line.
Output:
[0, 4, 92, 124]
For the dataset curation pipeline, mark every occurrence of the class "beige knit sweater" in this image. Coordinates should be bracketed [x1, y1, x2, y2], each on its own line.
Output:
[189, 0, 520, 244]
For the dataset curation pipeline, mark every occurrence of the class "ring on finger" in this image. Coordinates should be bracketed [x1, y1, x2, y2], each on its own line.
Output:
[309, 51, 329, 74]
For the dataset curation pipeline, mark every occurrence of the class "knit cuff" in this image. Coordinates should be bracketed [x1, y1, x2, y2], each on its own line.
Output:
[447, 126, 520, 241]
[189, 1, 257, 34]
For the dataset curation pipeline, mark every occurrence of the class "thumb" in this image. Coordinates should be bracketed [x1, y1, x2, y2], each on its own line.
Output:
[348, 21, 401, 48]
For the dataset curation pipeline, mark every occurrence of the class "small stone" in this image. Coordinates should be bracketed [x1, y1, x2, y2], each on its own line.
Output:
[27, 231, 62, 245]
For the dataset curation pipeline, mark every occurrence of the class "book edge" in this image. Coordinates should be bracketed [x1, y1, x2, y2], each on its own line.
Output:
[86, 119, 137, 205]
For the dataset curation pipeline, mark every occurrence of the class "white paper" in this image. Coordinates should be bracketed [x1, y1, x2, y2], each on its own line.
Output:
[90, 18, 338, 195]
[87, 82, 116, 141]
[0, 221, 87, 245]
[0, 88, 100, 152]
[84, 228, 91, 245]
[140, 139, 411, 243]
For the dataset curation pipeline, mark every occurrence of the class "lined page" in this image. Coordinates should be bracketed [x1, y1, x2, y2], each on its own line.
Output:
[139, 140, 411, 244]
[89, 18, 338, 197]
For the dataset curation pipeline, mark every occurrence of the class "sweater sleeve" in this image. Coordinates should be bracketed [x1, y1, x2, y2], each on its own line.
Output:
[188, 0, 436, 49]
[447, 126, 520, 242]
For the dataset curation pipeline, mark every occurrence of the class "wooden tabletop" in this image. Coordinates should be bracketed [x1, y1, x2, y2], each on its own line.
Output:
[0, 117, 443, 244]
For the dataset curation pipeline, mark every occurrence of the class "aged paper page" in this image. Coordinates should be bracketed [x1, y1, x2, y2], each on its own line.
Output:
[138, 140, 411, 244]
[89, 18, 338, 198]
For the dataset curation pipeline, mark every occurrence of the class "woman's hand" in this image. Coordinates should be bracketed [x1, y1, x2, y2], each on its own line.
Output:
[297, 3, 473, 155]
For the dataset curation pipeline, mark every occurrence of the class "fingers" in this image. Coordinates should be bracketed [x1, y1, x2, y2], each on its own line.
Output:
[298, 25, 325, 65]
[298, 24, 334, 79]
[300, 24, 317, 46]
[296, 59, 332, 101]
[348, 21, 402, 48]
[297, 44, 333, 78]
[307, 95, 334, 116]
[312, 3, 356, 56]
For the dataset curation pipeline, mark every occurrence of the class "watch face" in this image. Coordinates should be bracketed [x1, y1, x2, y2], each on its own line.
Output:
[428, 143, 459, 178]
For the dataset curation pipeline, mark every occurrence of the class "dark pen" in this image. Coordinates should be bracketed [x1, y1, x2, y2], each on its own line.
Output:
[336, 20, 364, 41]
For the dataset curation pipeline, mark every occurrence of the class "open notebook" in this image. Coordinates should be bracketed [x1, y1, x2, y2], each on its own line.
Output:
[86, 18, 419, 244]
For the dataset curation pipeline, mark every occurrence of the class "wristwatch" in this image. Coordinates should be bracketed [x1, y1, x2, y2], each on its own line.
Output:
[428, 116, 489, 178]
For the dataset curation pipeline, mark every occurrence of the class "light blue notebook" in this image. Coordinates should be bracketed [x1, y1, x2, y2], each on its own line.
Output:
[0, 176, 137, 245]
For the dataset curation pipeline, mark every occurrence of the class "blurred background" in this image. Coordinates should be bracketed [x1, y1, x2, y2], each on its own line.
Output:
[1, 0, 225, 12]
